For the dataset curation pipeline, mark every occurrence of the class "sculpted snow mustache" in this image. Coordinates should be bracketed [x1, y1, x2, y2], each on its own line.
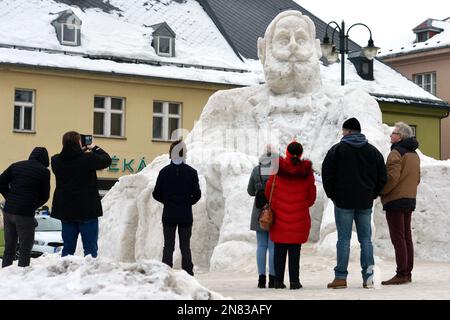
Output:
[272, 44, 315, 62]
[264, 58, 320, 94]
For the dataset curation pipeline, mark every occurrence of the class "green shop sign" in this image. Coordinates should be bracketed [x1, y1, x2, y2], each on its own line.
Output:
[108, 156, 147, 174]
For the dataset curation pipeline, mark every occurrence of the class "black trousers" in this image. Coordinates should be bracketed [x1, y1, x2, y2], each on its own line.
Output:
[2, 212, 35, 268]
[274, 243, 302, 284]
[162, 224, 194, 276]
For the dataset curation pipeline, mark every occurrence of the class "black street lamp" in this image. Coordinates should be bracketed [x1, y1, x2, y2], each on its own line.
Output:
[321, 21, 379, 86]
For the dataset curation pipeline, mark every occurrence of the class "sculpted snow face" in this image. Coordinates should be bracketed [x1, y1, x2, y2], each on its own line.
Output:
[258, 12, 322, 95]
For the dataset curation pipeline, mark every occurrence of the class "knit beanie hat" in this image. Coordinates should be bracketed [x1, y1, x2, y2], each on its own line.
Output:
[342, 117, 361, 132]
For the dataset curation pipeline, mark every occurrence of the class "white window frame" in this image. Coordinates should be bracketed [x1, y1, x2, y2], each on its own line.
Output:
[152, 101, 182, 141]
[13, 89, 35, 132]
[413, 72, 437, 95]
[157, 36, 172, 57]
[94, 96, 125, 138]
[61, 23, 79, 45]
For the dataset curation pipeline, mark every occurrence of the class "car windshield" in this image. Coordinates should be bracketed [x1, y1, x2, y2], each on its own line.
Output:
[35, 217, 62, 231]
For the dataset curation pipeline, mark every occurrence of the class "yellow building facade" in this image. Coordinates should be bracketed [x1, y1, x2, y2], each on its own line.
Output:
[0, 65, 236, 199]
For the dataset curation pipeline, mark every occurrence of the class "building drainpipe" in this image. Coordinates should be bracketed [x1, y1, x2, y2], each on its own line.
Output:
[440, 111, 450, 160]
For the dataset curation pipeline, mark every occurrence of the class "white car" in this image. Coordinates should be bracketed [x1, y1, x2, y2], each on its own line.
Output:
[31, 214, 63, 257]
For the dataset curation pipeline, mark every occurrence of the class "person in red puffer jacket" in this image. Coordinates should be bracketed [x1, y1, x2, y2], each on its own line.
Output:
[265, 141, 316, 290]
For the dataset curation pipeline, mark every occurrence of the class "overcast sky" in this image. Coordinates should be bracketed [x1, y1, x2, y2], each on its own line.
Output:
[295, 0, 450, 51]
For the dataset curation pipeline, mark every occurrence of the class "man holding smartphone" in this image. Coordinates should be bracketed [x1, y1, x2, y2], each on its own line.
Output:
[51, 131, 112, 257]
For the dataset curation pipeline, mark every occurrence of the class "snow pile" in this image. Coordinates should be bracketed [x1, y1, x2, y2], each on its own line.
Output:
[0, 255, 224, 300]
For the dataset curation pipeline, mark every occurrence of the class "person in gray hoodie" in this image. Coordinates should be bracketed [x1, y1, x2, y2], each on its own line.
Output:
[247, 145, 279, 288]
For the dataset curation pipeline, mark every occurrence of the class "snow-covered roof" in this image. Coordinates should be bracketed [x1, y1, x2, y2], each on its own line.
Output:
[0, 0, 247, 72]
[379, 18, 450, 59]
[0, 0, 447, 106]
[0, 47, 260, 86]
[322, 59, 447, 106]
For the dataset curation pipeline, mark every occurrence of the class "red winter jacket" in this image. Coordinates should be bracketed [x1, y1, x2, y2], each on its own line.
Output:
[265, 157, 316, 244]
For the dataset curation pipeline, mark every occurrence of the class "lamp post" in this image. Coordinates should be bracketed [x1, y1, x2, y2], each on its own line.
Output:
[320, 21, 380, 86]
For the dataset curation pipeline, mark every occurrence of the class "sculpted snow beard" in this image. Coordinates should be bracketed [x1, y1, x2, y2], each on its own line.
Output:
[264, 58, 321, 95]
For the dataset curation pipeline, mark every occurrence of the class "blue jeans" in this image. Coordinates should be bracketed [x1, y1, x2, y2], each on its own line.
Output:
[334, 207, 374, 281]
[61, 218, 99, 258]
[256, 231, 275, 276]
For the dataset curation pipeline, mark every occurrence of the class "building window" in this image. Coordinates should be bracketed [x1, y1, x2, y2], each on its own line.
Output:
[61, 23, 79, 45]
[413, 72, 437, 95]
[14, 89, 35, 132]
[152, 101, 181, 141]
[94, 96, 125, 137]
[157, 36, 172, 56]
[417, 32, 429, 43]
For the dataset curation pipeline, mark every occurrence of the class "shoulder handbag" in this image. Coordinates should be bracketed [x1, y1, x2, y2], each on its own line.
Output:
[259, 175, 276, 231]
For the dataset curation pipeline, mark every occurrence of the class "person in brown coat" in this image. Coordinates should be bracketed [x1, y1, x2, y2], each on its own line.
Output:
[381, 122, 420, 285]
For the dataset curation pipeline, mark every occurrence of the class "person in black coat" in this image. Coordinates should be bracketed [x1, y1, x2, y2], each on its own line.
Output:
[152, 139, 201, 276]
[322, 118, 387, 289]
[0, 147, 50, 267]
[51, 131, 112, 258]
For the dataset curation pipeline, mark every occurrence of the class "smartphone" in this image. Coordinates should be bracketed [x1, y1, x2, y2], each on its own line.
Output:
[81, 134, 93, 147]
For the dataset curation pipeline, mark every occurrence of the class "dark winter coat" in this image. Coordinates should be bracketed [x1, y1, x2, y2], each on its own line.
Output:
[381, 137, 420, 211]
[247, 153, 278, 231]
[152, 162, 201, 226]
[265, 157, 316, 244]
[51, 142, 112, 221]
[0, 147, 50, 217]
[322, 133, 387, 210]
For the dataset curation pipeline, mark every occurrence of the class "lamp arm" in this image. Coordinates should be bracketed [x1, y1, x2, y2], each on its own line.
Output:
[324, 21, 341, 39]
[346, 23, 374, 40]
[331, 26, 340, 44]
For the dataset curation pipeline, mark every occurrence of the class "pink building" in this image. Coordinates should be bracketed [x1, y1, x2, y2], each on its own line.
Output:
[380, 18, 450, 159]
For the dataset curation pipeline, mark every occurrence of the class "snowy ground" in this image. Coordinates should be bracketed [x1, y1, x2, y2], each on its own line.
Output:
[196, 245, 450, 300]
[0, 245, 449, 299]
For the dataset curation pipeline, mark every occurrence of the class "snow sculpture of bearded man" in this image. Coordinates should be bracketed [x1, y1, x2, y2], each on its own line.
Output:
[98, 11, 391, 271]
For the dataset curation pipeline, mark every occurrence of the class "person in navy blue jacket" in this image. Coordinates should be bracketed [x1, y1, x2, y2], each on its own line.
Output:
[152, 139, 201, 276]
[0, 147, 50, 267]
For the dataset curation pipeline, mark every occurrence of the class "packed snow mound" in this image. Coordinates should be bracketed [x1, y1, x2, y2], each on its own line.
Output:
[0, 255, 224, 300]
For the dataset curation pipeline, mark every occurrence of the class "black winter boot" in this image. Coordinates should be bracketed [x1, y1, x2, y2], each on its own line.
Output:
[290, 282, 302, 290]
[268, 275, 275, 288]
[258, 275, 266, 288]
[274, 281, 286, 289]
